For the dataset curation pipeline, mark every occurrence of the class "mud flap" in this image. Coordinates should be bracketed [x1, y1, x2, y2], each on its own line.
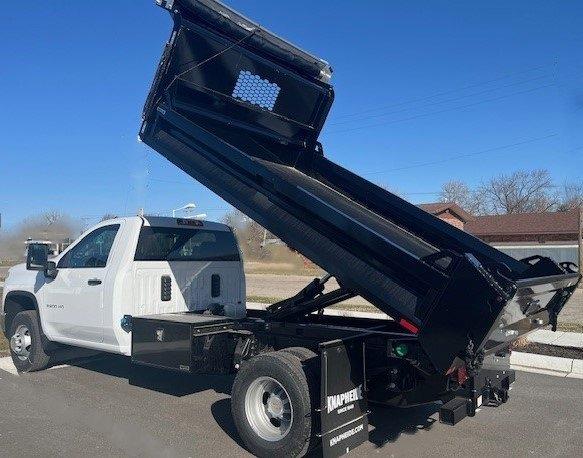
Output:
[319, 339, 369, 457]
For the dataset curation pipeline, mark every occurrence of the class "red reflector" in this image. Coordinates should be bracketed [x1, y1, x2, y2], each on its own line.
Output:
[399, 318, 419, 334]
[457, 366, 469, 385]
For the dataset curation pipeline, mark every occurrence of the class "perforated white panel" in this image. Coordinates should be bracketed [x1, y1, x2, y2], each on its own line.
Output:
[232, 70, 280, 110]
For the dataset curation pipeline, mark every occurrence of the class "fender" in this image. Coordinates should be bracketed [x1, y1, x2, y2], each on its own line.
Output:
[3, 290, 52, 349]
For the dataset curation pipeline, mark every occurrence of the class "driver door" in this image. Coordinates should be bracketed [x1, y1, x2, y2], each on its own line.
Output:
[42, 224, 120, 344]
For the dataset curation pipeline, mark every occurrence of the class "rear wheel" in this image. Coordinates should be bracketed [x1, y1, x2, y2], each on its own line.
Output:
[281, 346, 317, 363]
[231, 350, 316, 457]
[9, 310, 51, 372]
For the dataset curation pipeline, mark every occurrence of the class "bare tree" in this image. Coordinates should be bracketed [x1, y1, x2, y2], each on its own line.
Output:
[43, 211, 63, 226]
[476, 169, 557, 214]
[0, 212, 79, 262]
[222, 208, 303, 264]
[221, 208, 246, 230]
[440, 180, 468, 204]
[222, 209, 270, 260]
[439, 180, 486, 215]
[557, 182, 583, 212]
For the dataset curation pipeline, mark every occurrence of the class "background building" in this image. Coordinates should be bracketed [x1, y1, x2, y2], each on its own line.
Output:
[420, 203, 582, 269]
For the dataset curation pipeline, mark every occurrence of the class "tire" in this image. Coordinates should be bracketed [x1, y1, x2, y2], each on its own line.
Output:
[280, 347, 322, 452]
[8, 310, 51, 372]
[231, 350, 316, 457]
[280, 348, 320, 405]
[280, 346, 317, 363]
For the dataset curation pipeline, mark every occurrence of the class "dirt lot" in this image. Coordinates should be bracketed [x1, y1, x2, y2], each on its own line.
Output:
[246, 273, 373, 308]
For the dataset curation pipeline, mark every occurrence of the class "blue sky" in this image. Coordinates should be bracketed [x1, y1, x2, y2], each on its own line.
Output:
[1, 0, 582, 230]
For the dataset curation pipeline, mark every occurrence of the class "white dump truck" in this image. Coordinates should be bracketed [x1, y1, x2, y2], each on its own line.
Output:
[3, 0, 580, 456]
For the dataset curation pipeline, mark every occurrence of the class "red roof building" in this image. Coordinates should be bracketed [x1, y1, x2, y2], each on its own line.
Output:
[465, 210, 580, 243]
[419, 203, 582, 269]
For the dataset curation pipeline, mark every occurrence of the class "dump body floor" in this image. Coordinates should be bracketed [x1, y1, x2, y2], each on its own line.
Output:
[261, 159, 437, 259]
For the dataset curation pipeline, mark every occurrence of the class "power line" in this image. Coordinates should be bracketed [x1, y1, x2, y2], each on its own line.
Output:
[328, 73, 551, 126]
[149, 177, 205, 185]
[361, 133, 558, 175]
[400, 191, 441, 195]
[327, 82, 556, 134]
[331, 62, 556, 120]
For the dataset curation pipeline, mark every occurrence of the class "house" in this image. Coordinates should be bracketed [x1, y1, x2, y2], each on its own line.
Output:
[419, 203, 582, 268]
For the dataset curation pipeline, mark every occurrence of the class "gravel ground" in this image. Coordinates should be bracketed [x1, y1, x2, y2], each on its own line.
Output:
[556, 288, 583, 325]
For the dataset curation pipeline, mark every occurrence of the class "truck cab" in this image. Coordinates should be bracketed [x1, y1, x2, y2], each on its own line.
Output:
[2, 215, 245, 360]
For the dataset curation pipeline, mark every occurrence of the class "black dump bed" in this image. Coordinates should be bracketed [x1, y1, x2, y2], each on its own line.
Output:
[140, 0, 580, 373]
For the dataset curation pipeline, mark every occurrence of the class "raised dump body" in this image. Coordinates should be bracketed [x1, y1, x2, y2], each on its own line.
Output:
[140, 0, 580, 373]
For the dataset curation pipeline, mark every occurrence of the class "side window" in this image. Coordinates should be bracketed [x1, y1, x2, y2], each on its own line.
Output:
[58, 225, 120, 269]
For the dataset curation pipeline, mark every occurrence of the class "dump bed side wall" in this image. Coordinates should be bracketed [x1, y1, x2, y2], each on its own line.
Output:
[311, 156, 529, 276]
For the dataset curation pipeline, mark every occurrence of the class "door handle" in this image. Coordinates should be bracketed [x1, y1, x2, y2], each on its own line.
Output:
[88, 278, 102, 286]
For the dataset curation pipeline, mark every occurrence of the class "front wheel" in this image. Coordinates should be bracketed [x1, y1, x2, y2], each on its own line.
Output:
[9, 310, 51, 372]
[231, 350, 316, 457]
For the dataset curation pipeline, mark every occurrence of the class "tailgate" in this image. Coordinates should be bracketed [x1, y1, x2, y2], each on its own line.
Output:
[418, 254, 580, 374]
[481, 272, 580, 354]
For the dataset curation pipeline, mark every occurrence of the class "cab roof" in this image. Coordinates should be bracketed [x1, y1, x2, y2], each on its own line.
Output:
[143, 215, 231, 232]
[101, 215, 232, 232]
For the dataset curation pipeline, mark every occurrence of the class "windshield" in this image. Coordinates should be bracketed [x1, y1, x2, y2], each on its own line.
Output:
[134, 226, 240, 262]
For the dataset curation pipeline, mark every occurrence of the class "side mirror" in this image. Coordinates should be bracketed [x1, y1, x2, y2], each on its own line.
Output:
[26, 243, 48, 271]
[45, 261, 58, 279]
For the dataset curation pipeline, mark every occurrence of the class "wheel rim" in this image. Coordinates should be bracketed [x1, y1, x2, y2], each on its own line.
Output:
[244, 376, 293, 441]
[10, 325, 32, 361]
